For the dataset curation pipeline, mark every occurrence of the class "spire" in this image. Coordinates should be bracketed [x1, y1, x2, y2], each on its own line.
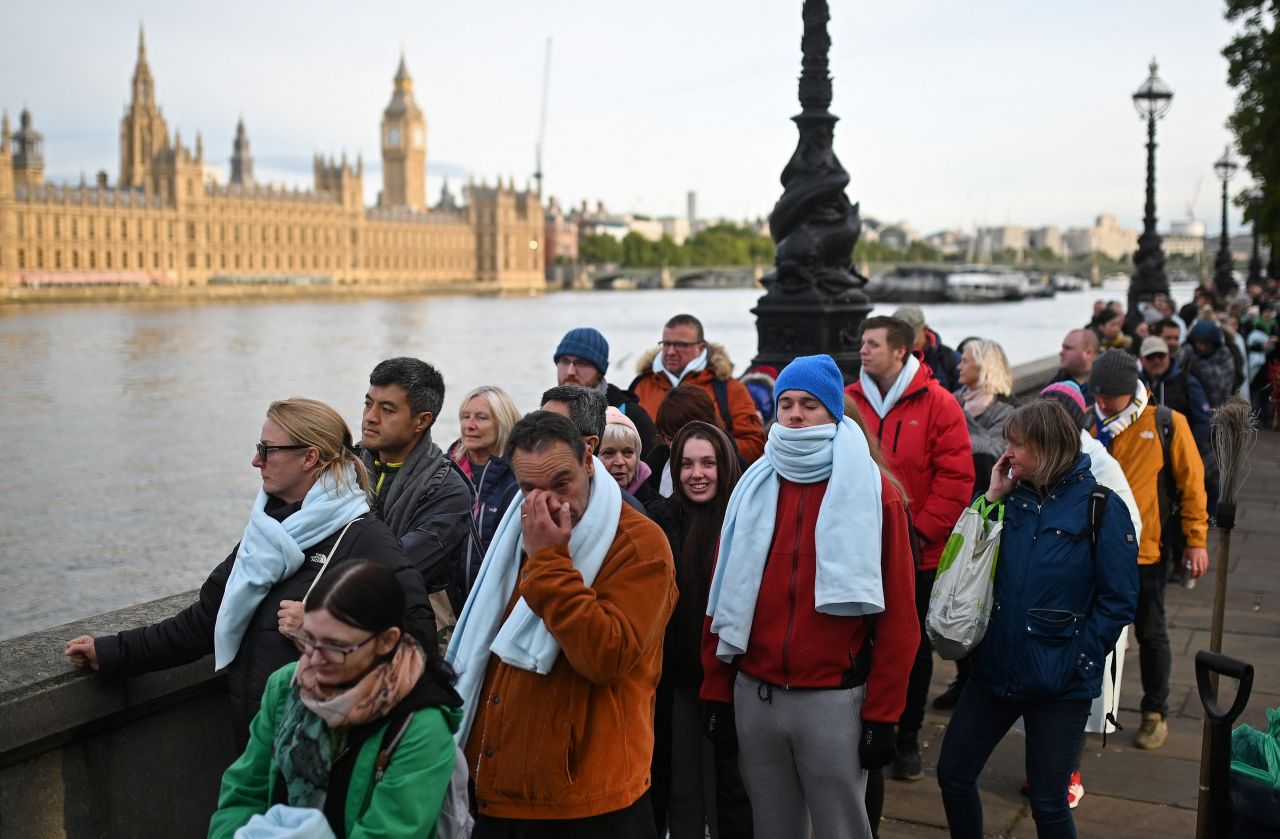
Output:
[131, 22, 155, 104]
[230, 118, 254, 185]
[1, 111, 9, 150]
[394, 51, 413, 94]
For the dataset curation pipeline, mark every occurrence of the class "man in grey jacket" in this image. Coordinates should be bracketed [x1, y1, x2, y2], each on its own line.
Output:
[360, 357, 471, 646]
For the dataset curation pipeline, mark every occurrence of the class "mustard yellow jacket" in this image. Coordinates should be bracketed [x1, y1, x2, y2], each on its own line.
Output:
[1093, 399, 1207, 564]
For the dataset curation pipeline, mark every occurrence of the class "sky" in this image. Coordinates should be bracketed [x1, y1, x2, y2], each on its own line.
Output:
[0, 0, 1252, 236]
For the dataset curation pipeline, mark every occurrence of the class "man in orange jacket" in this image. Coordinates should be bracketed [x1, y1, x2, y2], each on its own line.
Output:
[632, 314, 765, 463]
[1089, 349, 1208, 751]
[454, 412, 677, 835]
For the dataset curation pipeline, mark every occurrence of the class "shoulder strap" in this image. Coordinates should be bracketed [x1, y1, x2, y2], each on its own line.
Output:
[1087, 486, 1112, 552]
[301, 516, 362, 604]
[711, 378, 735, 435]
[373, 712, 415, 784]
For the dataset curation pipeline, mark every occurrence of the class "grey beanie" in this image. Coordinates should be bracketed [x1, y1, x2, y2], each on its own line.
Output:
[1089, 349, 1139, 396]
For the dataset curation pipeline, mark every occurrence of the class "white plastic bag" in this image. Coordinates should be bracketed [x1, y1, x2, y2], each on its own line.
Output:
[927, 498, 1003, 660]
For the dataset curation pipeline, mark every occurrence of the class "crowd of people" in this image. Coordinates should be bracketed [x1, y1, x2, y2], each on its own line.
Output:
[57, 278, 1279, 838]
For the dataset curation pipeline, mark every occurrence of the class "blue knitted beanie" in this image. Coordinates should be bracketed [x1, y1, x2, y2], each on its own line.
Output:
[774, 354, 845, 420]
[554, 327, 609, 375]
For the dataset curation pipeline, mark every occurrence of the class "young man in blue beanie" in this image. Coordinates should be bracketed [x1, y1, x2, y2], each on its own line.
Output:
[554, 326, 657, 457]
[701, 354, 919, 839]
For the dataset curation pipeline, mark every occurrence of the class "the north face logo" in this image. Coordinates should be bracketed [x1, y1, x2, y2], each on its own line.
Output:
[1139, 430, 1155, 439]
[309, 553, 327, 565]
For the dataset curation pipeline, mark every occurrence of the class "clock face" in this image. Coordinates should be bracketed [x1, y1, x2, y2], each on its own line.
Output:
[387, 126, 401, 148]
[412, 127, 424, 149]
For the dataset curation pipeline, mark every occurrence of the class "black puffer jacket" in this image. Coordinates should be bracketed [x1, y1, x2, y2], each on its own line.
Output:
[93, 502, 433, 749]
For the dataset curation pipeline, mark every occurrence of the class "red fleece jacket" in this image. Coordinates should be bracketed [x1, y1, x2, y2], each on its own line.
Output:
[700, 473, 919, 724]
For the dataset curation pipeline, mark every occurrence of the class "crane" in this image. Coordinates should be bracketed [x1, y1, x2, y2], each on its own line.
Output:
[533, 37, 552, 197]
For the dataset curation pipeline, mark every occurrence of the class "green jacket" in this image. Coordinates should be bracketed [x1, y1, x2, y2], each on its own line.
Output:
[209, 662, 462, 839]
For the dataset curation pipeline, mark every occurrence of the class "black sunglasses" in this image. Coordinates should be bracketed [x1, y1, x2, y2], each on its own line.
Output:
[256, 442, 310, 461]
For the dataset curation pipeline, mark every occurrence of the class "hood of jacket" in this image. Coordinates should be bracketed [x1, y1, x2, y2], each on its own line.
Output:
[636, 341, 736, 382]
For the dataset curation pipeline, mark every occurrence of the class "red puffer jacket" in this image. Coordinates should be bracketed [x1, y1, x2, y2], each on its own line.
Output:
[700, 474, 919, 724]
[845, 363, 974, 571]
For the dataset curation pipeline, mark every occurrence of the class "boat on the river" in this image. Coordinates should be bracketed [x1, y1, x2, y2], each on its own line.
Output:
[865, 266, 950, 302]
[867, 265, 1046, 303]
[945, 267, 1031, 302]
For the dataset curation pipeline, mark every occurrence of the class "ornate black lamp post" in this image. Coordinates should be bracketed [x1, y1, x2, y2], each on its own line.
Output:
[752, 0, 871, 379]
[1247, 187, 1264, 287]
[1213, 146, 1239, 297]
[1129, 59, 1172, 327]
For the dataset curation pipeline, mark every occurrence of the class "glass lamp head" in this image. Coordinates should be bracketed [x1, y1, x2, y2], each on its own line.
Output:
[1133, 58, 1173, 120]
[1215, 146, 1239, 183]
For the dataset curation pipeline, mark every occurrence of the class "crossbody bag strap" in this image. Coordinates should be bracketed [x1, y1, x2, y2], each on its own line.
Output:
[301, 516, 362, 604]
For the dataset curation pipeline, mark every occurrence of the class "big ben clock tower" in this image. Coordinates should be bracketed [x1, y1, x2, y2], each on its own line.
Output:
[380, 53, 426, 209]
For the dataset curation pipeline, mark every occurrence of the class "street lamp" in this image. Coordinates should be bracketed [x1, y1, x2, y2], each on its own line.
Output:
[1247, 187, 1264, 287]
[1214, 145, 1239, 297]
[751, 0, 870, 378]
[1128, 58, 1172, 326]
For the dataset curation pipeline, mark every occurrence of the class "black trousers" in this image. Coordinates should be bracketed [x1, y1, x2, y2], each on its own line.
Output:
[474, 792, 656, 839]
[899, 568, 936, 735]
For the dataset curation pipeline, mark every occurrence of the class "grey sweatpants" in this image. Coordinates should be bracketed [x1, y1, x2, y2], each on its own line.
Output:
[733, 673, 872, 839]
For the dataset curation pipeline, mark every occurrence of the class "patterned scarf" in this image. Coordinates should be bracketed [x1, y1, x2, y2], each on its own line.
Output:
[1093, 381, 1149, 448]
[273, 637, 425, 809]
[959, 385, 996, 419]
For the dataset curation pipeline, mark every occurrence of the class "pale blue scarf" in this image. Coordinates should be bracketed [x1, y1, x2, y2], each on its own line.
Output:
[446, 457, 622, 746]
[706, 418, 884, 662]
[213, 466, 370, 669]
[859, 354, 921, 419]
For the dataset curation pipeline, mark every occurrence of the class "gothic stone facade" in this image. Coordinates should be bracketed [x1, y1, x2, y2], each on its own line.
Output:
[0, 31, 542, 292]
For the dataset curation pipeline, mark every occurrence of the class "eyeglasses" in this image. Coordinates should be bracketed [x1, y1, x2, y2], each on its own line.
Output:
[287, 631, 377, 664]
[658, 340, 702, 351]
[256, 442, 310, 461]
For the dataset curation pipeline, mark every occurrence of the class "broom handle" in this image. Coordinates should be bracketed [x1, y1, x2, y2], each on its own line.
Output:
[1196, 517, 1234, 839]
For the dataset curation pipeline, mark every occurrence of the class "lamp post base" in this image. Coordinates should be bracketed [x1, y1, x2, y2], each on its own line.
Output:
[751, 291, 871, 381]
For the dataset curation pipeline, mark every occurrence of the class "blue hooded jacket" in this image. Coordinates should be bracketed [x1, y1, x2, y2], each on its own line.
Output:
[970, 453, 1139, 701]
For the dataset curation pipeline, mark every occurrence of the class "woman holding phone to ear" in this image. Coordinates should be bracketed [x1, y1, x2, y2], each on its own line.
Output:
[935, 400, 1139, 839]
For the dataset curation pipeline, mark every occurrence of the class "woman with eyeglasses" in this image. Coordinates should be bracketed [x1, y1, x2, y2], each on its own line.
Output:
[65, 398, 433, 748]
[210, 560, 463, 839]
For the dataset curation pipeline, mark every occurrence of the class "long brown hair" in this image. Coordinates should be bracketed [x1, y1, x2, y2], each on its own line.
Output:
[844, 396, 906, 503]
[669, 421, 741, 609]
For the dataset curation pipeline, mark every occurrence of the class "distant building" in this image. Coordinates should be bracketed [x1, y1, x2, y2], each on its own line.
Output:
[0, 28, 542, 291]
[1063, 214, 1138, 261]
[543, 196, 579, 267]
[1162, 219, 1206, 259]
[976, 225, 1028, 256]
[878, 223, 916, 251]
[1029, 226, 1066, 257]
[922, 229, 971, 257]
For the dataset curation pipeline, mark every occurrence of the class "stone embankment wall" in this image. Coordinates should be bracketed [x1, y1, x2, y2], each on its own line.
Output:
[0, 356, 1061, 838]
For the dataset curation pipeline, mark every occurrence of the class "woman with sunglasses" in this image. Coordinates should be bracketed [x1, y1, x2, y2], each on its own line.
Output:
[65, 398, 433, 748]
[210, 560, 463, 839]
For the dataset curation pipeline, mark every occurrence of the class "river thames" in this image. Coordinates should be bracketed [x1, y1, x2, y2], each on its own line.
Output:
[0, 282, 1184, 639]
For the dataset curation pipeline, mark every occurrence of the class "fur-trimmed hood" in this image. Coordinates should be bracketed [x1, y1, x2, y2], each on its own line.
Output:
[636, 341, 736, 381]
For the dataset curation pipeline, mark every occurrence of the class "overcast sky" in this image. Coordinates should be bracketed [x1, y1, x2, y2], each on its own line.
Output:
[0, 1, 1250, 235]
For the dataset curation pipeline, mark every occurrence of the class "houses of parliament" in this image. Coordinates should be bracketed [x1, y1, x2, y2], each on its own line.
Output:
[0, 29, 544, 292]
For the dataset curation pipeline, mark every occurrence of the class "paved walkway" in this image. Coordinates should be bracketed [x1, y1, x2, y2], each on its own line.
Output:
[878, 429, 1280, 838]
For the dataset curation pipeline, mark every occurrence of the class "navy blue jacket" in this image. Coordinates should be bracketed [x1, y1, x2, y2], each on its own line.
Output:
[971, 454, 1139, 701]
[450, 452, 520, 609]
